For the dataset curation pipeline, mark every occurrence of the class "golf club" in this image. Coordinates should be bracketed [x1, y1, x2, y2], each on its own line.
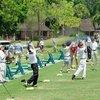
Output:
[0, 81, 14, 99]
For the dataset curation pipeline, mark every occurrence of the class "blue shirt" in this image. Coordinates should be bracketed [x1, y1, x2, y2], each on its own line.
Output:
[15, 43, 23, 52]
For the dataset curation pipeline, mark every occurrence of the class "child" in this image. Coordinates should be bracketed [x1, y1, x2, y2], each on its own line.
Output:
[60, 42, 71, 72]
[72, 40, 87, 80]
[70, 42, 78, 68]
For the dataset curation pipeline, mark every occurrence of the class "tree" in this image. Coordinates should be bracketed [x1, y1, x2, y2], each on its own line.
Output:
[45, 0, 81, 35]
[45, 0, 62, 5]
[73, 0, 100, 27]
[93, 1, 100, 25]
[28, 0, 81, 37]
[27, 0, 47, 39]
[74, 3, 90, 19]
[0, 0, 28, 35]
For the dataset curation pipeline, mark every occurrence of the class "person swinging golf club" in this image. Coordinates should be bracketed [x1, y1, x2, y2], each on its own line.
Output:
[72, 40, 87, 80]
[0, 45, 14, 99]
[0, 45, 6, 83]
[21, 43, 39, 87]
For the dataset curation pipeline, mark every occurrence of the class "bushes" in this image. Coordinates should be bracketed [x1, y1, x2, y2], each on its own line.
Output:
[79, 32, 85, 36]
[33, 36, 39, 41]
[70, 32, 77, 37]
[70, 32, 85, 37]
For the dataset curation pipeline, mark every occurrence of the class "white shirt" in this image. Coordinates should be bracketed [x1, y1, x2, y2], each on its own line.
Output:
[63, 46, 70, 57]
[39, 41, 44, 46]
[78, 47, 86, 59]
[91, 41, 98, 50]
[27, 49, 37, 64]
[86, 39, 92, 47]
[0, 50, 6, 63]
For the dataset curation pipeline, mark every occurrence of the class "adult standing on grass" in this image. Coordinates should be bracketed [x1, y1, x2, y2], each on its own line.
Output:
[39, 38, 44, 52]
[7, 42, 15, 63]
[22, 43, 39, 87]
[85, 37, 92, 62]
[91, 38, 98, 70]
[14, 40, 23, 63]
[0, 45, 6, 83]
[72, 40, 87, 80]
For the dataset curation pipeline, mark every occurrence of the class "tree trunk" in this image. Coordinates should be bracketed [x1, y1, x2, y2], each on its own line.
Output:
[62, 25, 65, 36]
[37, 11, 41, 40]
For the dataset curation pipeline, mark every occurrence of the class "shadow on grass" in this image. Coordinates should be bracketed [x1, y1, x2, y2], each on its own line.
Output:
[74, 78, 84, 80]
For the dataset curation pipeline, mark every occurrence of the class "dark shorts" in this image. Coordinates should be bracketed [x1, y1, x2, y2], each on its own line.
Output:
[40, 45, 44, 50]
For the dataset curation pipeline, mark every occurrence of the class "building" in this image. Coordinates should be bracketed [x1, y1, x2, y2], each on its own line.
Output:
[17, 23, 52, 40]
[79, 18, 95, 36]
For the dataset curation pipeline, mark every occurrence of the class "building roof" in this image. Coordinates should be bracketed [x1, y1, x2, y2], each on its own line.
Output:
[17, 23, 51, 32]
[17, 24, 31, 31]
[79, 18, 94, 32]
[33, 23, 51, 31]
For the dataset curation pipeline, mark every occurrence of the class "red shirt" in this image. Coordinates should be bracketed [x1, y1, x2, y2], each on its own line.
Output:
[70, 43, 78, 54]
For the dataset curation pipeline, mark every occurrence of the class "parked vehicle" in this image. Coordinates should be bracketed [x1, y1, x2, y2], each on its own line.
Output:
[0, 40, 11, 50]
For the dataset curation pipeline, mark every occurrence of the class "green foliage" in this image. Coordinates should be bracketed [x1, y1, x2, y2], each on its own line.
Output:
[70, 31, 85, 37]
[83, 0, 100, 25]
[0, 0, 28, 34]
[45, 0, 81, 36]
[47, 0, 81, 28]
[70, 32, 77, 37]
[74, 3, 90, 18]
[45, 0, 61, 5]
[0, 36, 3, 40]
[26, 36, 30, 41]
[1, 0, 99, 38]
[0, 36, 99, 100]
[0, 54, 100, 100]
[93, 13, 100, 25]
[79, 31, 85, 36]
[73, 0, 100, 26]
[27, 0, 47, 39]
[92, 1, 100, 25]
[33, 36, 39, 41]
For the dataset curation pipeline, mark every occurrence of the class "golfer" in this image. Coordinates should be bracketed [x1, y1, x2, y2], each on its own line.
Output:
[7, 43, 15, 63]
[0, 45, 6, 83]
[15, 40, 23, 63]
[60, 43, 71, 72]
[70, 42, 78, 68]
[72, 40, 87, 80]
[23, 43, 39, 87]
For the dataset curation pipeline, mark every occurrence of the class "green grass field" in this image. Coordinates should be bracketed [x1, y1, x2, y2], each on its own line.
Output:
[0, 36, 100, 100]
[0, 59, 100, 100]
